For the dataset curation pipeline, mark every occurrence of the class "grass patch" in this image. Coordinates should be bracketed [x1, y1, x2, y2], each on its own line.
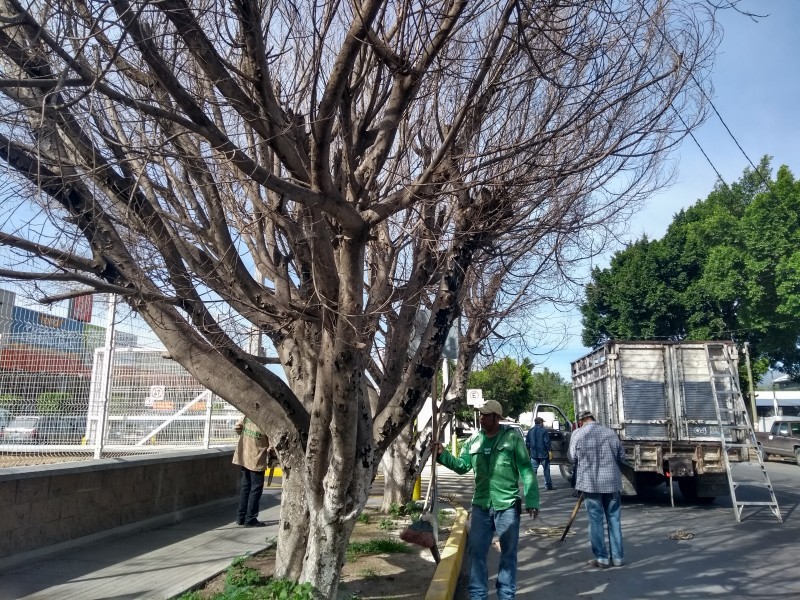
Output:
[388, 501, 422, 519]
[359, 568, 379, 578]
[438, 509, 455, 526]
[346, 538, 411, 561]
[176, 556, 317, 600]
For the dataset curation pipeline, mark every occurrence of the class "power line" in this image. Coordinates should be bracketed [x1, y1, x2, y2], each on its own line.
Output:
[639, 1, 777, 195]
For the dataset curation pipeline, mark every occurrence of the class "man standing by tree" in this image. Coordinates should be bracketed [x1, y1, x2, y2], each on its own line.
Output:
[568, 410, 626, 568]
[526, 416, 555, 490]
[434, 400, 539, 600]
[233, 417, 273, 527]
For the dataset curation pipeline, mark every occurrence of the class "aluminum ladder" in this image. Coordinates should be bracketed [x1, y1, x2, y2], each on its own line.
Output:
[704, 342, 782, 522]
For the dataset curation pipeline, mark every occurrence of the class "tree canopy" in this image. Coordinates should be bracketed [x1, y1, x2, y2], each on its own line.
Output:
[459, 360, 572, 423]
[581, 158, 800, 379]
[467, 357, 534, 420]
[530, 368, 574, 421]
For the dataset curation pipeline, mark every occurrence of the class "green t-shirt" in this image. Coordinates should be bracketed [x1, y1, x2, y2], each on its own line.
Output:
[438, 426, 539, 511]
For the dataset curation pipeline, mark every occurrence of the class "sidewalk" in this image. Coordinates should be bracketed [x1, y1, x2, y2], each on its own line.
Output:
[0, 470, 474, 600]
[0, 489, 281, 600]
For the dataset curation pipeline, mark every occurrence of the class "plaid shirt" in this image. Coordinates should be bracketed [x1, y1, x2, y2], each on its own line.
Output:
[568, 421, 625, 494]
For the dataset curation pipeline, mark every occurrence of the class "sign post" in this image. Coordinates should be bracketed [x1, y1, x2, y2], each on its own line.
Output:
[467, 389, 483, 430]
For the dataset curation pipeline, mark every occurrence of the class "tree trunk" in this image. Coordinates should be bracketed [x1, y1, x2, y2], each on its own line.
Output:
[274, 454, 309, 582]
[381, 421, 418, 511]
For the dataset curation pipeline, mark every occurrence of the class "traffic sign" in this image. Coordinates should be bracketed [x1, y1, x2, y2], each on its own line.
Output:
[467, 388, 483, 407]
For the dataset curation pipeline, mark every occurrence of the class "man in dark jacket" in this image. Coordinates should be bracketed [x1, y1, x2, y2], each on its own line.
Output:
[525, 416, 555, 490]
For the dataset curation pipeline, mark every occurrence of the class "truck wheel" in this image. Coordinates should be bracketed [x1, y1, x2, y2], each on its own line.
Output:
[758, 446, 768, 463]
[795, 448, 800, 468]
[559, 463, 574, 484]
[678, 479, 715, 505]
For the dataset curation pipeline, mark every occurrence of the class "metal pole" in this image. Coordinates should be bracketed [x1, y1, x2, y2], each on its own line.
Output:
[94, 294, 117, 459]
[203, 392, 213, 448]
[772, 385, 779, 417]
[743, 342, 758, 425]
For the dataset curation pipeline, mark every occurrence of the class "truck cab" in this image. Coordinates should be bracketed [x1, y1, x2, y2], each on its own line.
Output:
[531, 403, 574, 465]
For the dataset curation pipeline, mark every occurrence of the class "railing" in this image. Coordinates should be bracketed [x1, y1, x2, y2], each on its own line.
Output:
[0, 292, 242, 467]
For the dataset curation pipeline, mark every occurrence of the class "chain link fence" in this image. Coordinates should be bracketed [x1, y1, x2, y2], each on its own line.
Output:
[0, 290, 243, 467]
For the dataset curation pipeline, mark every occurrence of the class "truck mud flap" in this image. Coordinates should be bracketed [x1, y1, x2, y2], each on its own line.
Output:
[696, 473, 730, 497]
[621, 463, 637, 495]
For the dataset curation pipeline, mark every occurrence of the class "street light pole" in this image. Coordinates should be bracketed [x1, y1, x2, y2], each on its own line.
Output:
[743, 342, 757, 425]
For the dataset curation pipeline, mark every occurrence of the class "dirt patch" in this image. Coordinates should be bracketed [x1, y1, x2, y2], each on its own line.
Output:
[189, 506, 455, 600]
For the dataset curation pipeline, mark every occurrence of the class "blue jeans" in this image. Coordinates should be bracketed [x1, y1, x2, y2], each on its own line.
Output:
[530, 457, 553, 488]
[237, 468, 265, 523]
[468, 505, 520, 600]
[583, 492, 623, 565]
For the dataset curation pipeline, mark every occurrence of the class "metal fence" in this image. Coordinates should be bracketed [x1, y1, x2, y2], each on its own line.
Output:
[0, 292, 242, 467]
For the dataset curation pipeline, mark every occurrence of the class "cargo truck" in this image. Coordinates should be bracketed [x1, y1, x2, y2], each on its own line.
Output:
[546, 341, 751, 503]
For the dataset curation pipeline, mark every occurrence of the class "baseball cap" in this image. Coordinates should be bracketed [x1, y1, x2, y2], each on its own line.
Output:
[478, 399, 503, 417]
[534, 416, 544, 424]
[577, 409, 594, 421]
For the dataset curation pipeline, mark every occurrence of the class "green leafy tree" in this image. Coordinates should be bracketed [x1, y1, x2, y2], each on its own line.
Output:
[529, 369, 574, 421]
[581, 158, 800, 380]
[467, 358, 534, 420]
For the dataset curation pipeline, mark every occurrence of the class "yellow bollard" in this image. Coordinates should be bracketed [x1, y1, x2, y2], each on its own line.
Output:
[412, 475, 422, 501]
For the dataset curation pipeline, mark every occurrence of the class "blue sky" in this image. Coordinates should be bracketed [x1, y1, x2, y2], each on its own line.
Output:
[536, 0, 800, 380]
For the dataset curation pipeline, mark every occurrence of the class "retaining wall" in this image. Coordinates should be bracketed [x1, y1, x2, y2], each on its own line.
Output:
[0, 449, 238, 560]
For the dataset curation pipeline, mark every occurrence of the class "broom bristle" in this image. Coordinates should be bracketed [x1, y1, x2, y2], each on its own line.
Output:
[400, 519, 436, 549]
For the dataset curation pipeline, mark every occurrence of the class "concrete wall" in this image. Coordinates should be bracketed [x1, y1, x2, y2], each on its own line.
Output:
[0, 449, 238, 560]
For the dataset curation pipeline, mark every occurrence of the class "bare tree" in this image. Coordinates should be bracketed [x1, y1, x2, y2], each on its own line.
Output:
[0, 0, 718, 596]
[379, 216, 590, 507]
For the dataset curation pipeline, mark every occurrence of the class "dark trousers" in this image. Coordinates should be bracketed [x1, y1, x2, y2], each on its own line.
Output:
[237, 467, 265, 523]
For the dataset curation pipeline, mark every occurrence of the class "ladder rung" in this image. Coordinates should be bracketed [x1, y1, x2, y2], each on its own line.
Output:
[735, 501, 780, 507]
[731, 480, 772, 488]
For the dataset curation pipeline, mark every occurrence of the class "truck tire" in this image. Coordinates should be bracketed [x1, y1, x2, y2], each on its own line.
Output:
[559, 463, 574, 484]
[758, 446, 768, 463]
[678, 478, 715, 505]
[795, 448, 800, 468]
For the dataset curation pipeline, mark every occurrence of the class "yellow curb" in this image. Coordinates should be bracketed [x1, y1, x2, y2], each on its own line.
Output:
[425, 505, 468, 600]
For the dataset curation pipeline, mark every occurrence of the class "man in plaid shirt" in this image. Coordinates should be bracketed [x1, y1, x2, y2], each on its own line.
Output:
[568, 409, 626, 569]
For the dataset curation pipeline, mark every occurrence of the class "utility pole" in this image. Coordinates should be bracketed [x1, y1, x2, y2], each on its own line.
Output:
[743, 342, 758, 425]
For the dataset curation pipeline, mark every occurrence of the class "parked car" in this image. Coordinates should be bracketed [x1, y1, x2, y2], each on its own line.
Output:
[1, 415, 85, 444]
[0, 407, 12, 430]
[756, 417, 800, 466]
[500, 421, 525, 438]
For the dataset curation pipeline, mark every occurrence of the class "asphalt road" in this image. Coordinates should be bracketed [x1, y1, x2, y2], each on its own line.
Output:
[456, 460, 800, 599]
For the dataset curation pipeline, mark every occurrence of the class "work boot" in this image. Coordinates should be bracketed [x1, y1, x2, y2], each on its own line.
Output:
[244, 520, 268, 527]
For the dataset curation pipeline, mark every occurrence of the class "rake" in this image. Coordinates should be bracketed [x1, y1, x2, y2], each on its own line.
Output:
[549, 493, 583, 549]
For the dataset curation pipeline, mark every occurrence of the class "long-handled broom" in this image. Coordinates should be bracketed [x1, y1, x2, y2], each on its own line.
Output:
[550, 493, 583, 548]
[400, 375, 441, 563]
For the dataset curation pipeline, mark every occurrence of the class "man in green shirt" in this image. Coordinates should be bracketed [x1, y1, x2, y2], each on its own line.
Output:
[434, 400, 539, 600]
